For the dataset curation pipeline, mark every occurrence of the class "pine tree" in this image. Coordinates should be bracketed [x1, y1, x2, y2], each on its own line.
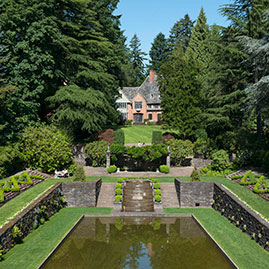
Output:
[149, 33, 169, 71]
[158, 47, 202, 139]
[168, 14, 194, 51]
[128, 34, 147, 86]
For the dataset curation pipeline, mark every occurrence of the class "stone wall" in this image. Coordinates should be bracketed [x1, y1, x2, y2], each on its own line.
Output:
[0, 183, 64, 252]
[174, 178, 214, 207]
[71, 144, 86, 166]
[62, 179, 102, 207]
[213, 183, 269, 251]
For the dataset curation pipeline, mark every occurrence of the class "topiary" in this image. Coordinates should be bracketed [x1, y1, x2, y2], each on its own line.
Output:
[152, 131, 162, 144]
[154, 189, 161, 195]
[115, 195, 122, 203]
[115, 188, 122, 195]
[154, 183, 161, 189]
[73, 165, 86, 181]
[190, 169, 200, 182]
[113, 130, 125, 145]
[116, 183, 122, 189]
[155, 195, 161, 202]
[159, 165, 169, 174]
[117, 178, 124, 183]
[107, 165, 117, 173]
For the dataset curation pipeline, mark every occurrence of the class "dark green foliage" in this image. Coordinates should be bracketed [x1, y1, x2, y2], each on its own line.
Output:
[168, 14, 194, 51]
[11, 225, 22, 243]
[193, 138, 210, 157]
[152, 131, 162, 144]
[107, 165, 117, 174]
[73, 165, 86, 181]
[158, 46, 202, 138]
[18, 126, 72, 173]
[85, 141, 109, 167]
[110, 144, 127, 163]
[149, 33, 169, 71]
[165, 139, 193, 166]
[190, 169, 200, 182]
[194, 129, 208, 140]
[159, 165, 169, 174]
[210, 150, 230, 171]
[113, 130, 125, 145]
[67, 163, 78, 177]
[125, 34, 147, 86]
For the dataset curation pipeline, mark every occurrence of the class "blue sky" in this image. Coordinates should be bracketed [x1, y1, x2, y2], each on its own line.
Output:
[115, 0, 232, 58]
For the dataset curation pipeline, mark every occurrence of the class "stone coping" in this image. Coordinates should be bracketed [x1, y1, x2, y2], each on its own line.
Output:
[0, 183, 62, 236]
[38, 213, 237, 269]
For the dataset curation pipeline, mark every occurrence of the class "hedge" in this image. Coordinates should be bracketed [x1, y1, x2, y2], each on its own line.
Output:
[113, 130, 125, 145]
[152, 131, 162, 144]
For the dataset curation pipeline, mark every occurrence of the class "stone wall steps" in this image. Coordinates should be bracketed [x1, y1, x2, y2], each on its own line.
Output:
[160, 183, 179, 208]
[96, 183, 116, 208]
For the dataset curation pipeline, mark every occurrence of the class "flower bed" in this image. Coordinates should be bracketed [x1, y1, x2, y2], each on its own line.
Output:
[231, 171, 269, 202]
[0, 171, 44, 206]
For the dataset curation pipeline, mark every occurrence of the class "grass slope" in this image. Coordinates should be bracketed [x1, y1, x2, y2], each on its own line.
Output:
[1, 207, 112, 269]
[164, 208, 269, 269]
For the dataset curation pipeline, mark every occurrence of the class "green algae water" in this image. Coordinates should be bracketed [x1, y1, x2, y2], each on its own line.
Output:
[41, 217, 234, 269]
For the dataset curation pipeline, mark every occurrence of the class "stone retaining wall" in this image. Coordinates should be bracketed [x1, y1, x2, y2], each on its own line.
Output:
[174, 179, 214, 207]
[213, 183, 269, 251]
[0, 183, 63, 252]
[62, 179, 102, 207]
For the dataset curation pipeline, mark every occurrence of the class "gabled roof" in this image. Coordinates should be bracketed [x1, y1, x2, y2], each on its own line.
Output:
[120, 74, 161, 104]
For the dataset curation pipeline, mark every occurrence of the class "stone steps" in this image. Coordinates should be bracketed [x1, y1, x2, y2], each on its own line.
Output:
[160, 183, 179, 208]
[96, 183, 116, 208]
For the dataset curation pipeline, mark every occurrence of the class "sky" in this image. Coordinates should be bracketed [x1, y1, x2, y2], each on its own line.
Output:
[115, 0, 232, 59]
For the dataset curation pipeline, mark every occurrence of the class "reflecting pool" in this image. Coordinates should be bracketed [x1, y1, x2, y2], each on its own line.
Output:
[41, 216, 235, 269]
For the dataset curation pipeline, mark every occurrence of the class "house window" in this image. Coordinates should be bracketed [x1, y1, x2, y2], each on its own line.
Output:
[147, 104, 152, 109]
[154, 104, 160, 109]
[118, 102, 127, 109]
[157, 113, 162, 122]
[135, 101, 142, 109]
[148, 113, 152, 120]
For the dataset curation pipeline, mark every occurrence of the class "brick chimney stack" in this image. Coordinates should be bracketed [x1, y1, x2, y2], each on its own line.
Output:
[149, 70, 156, 84]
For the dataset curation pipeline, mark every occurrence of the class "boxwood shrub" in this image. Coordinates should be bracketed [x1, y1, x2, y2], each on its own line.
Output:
[115, 195, 122, 203]
[155, 195, 161, 202]
[159, 165, 169, 174]
[107, 165, 117, 173]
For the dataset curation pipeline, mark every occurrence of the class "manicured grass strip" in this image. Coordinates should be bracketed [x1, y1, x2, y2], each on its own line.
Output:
[1, 207, 112, 269]
[164, 208, 269, 269]
[0, 180, 56, 226]
[119, 125, 163, 143]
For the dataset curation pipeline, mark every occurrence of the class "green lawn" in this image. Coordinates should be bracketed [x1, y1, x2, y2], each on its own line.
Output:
[164, 208, 269, 269]
[119, 125, 163, 143]
[1, 207, 112, 269]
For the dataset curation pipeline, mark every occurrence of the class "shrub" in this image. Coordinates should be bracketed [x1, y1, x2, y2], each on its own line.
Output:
[152, 131, 162, 144]
[73, 165, 86, 181]
[210, 150, 229, 171]
[154, 183, 161, 189]
[107, 165, 117, 173]
[166, 139, 193, 166]
[67, 162, 78, 176]
[0, 189, 4, 203]
[85, 141, 109, 167]
[12, 225, 22, 243]
[117, 178, 124, 183]
[162, 133, 175, 143]
[115, 195, 122, 202]
[115, 188, 122, 195]
[116, 183, 122, 189]
[155, 195, 161, 202]
[113, 130, 125, 145]
[125, 119, 133, 125]
[110, 144, 127, 163]
[154, 189, 161, 195]
[194, 129, 208, 140]
[98, 129, 114, 145]
[18, 126, 73, 173]
[159, 165, 169, 174]
[240, 170, 258, 185]
[190, 169, 200, 181]
[193, 138, 209, 157]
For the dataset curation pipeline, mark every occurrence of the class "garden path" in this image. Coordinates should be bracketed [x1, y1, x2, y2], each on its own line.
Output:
[160, 183, 180, 208]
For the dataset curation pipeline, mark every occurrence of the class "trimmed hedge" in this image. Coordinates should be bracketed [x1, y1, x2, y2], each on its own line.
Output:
[190, 168, 200, 182]
[113, 130, 125, 145]
[152, 131, 162, 144]
[159, 165, 169, 174]
[107, 165, 117, 174]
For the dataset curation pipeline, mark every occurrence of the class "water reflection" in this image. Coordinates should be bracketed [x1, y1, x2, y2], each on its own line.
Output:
[41, 217, 234, 269]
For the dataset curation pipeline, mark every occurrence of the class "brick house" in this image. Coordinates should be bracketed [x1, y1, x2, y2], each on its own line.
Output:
[116, 70, 162, 123]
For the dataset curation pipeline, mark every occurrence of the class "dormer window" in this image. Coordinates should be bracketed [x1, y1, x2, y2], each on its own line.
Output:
[151, 94, 154, 98]
[135, 101, 142, 110]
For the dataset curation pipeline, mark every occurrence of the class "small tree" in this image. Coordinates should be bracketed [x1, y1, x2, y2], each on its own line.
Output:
[73, 165, 86, 181]
[190, 168, 200, 181]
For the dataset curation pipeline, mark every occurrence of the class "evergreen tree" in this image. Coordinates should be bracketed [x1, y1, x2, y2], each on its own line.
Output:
[128, 34, 147, 86]
[149, 33, 169, 71]
[158, 47, 202, 139]
[168, 14, 194, 51]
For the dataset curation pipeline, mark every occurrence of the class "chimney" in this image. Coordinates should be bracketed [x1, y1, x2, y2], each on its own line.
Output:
[149, 70, 156, 84]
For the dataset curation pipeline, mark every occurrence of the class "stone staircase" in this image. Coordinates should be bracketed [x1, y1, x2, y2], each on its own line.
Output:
[160, 183, 179, 208]
[96, 183, 116, 207]
[122, 181, 154, 212]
